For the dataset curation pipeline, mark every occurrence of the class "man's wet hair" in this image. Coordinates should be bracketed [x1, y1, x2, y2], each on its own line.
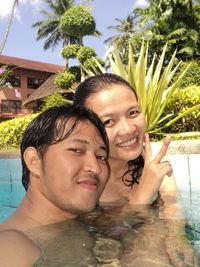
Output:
[20, 104, 109, 191]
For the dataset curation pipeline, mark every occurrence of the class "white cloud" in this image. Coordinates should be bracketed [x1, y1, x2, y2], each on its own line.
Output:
[133, 0, 149, 8]
[0, 0, 42, 20]
[0, 0, 15, 18]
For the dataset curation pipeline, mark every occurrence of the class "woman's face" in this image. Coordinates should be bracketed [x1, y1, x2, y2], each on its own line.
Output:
[85, 84, 146, 163]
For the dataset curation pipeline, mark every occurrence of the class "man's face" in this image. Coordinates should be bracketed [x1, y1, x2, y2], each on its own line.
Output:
[35, 120, 109, 216]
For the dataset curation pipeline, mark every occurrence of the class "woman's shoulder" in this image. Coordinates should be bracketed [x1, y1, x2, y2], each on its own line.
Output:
[0, 229, 41, 266]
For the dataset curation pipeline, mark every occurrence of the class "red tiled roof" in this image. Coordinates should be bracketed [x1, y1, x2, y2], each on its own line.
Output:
[0, 55, 65, 73]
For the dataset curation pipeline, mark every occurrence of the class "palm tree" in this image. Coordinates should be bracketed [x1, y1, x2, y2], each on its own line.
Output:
[32, 0, 78, 51]
[134, 0, 200, 61]
[32, 0, 101, 51]
[104, 14, 147, 59]
[0, 0, 18, 55]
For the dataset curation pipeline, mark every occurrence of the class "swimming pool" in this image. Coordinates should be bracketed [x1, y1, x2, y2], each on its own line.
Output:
[0, 155, 200, 258]
[0, 158, 25, 223]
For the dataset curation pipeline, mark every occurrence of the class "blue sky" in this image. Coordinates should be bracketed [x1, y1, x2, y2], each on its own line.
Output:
[0, 0, 148, 66]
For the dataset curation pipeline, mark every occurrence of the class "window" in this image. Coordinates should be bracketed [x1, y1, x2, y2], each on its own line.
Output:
[1, 100, 21, 113]
[7, 75, 21, 87]
[27, 77, 44, 89]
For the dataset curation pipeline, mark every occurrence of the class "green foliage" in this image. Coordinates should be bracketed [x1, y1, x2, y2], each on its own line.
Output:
[163, 85, 200, 133]
[68, 65, 81, 81]
[83, 57, 105, 73]
[0, 114, 38, 148]
[172, 61, 200, 88]
[54, 71, 76, 89]
[77, 46, 96, 63]
[41, 93, 72, 111]
[32, 0, 78, 50]
[61, 44, 81, 59]
[0, 65, 13, 88]
[133, 0, 200, 61]
[83, 42, 200, 134]
[60, 6, 96, 38]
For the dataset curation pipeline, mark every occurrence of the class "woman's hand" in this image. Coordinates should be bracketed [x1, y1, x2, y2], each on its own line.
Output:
[129, 133, 173, 205]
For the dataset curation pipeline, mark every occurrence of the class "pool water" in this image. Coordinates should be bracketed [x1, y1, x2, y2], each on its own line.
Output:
[0, 158, 200, 259]
[0, 158, 25, 223]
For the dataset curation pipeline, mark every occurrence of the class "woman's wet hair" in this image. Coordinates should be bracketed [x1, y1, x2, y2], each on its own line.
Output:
[73, 73, 144, 187]
[21, 104, 109, 191]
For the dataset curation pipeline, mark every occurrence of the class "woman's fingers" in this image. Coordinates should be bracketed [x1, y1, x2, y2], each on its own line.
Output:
[154, 136, 171, 163]
[159, 161, 173, 177]
[144, 133, 153, 159]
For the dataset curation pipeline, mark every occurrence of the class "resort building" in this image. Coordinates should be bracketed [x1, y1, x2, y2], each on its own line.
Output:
[0, 55, 65, 122]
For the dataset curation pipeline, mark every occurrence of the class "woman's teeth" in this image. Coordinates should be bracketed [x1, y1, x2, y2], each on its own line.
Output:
[117, 138, 137, 147]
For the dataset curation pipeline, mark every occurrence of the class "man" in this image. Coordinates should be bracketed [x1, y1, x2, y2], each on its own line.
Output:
[0, 104, 110, 266]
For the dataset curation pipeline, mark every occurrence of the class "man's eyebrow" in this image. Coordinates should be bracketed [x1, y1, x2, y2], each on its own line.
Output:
[69, 138, 89, 144]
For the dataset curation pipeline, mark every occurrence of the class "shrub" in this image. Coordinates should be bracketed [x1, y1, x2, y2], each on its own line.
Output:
[83, 57, 105, 73]
[68, 66, 81, 81]
[41, 93, 72, 111]
[172, 61, 200, 88]
[77, 46, 96, 63]
[60, 6, 96, 38]
[0, 114, 38, 149]
[164, 85, 200, 132]
[61, 44, 81, 59]
[54, 71, 76, 89]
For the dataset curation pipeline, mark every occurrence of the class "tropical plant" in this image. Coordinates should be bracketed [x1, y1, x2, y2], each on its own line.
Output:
[0, 0, 18, 54]
[54, 71, 77, 89]
[164, 85, 200, 133]
[83, 57, 105, 73]
[83, 42, 200, 135]
[133, 0, 200, 61]
[104, 15, 143, 58]
[32, 0, 78, 51]
[77, 46, 96, 63]
[172, 60, 200, 88]
[41, 93, 72, 111]
[59, 5, 97, 45]
[0, 66, 13, 88]
[60, 44, 81, 59]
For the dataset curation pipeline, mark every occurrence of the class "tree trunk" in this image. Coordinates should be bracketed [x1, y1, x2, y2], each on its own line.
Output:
[0, 0, 18, 55]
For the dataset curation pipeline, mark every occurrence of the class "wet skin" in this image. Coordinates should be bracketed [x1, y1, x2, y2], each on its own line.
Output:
[34, 120, 110, 216]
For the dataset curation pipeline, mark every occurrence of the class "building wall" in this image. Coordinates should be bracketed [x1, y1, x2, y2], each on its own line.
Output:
[0, 68, 52, 121]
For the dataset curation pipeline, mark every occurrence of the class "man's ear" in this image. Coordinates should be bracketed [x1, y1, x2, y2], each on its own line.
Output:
[23, 147, 41, 178]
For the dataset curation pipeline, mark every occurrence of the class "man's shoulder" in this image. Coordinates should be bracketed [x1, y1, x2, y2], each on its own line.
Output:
[0, 229, 41, 267]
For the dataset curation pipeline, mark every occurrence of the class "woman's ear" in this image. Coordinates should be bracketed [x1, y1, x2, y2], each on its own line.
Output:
[23, 147, 41, 178]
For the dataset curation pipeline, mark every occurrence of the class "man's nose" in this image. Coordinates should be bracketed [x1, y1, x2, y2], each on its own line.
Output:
[84, 154, 101, 176]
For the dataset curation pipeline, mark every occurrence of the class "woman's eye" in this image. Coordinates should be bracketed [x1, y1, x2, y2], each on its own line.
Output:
[103, 119, 114, 126]
[129, 109, 140, 116]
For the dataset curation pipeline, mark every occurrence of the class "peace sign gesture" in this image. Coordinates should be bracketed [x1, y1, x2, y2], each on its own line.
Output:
[129, 133, 173, 205]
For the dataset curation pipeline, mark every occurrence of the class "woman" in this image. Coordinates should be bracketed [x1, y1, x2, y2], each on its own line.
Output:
[74, 73, 197, 266]
[74, 73, 176, 206]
